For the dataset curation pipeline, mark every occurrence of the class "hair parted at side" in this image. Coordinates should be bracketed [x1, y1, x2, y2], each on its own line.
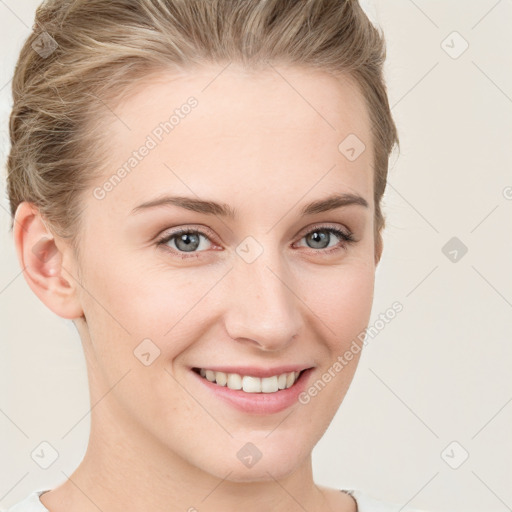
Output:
[6, 0, 399, 259]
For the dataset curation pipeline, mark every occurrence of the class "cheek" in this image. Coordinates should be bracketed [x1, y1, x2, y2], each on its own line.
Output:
[79, 230, 375, 364]
[80, 251, 223, 362]
[297, 259, 375, 340]
[330, 266, 374, 322]
[74, 246, 164, 375]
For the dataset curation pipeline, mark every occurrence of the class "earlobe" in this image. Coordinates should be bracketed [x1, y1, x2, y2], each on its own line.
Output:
[13, 201, 84, 320]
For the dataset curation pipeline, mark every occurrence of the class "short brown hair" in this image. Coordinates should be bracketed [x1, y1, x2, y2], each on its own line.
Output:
[6, 0, 399, 259]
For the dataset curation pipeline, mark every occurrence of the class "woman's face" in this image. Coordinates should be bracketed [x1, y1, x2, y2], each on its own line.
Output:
[72, 65, 377, 481]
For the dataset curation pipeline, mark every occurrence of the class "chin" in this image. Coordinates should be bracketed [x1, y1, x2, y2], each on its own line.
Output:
[198, 437, 310, 483]
[218, 458, 302, 483]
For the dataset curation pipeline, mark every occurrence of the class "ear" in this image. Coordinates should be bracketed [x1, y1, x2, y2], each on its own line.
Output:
[12, 201, 84, 320]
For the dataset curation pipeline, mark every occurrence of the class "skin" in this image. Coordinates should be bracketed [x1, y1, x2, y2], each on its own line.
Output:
[14, 64, 381, 512]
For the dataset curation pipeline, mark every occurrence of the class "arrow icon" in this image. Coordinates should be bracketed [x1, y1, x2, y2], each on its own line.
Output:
[134, 338, 161, 366]
[441, 236, 468, 263]
[31, 441, 59, 469]
[440, 31, 469, 59]
[441, 440, 469, 469]
[31, 32, 58, 58]
[237, 441, 262, 468]
[338, 133, 365, 161]
[236, 236, 263, 263]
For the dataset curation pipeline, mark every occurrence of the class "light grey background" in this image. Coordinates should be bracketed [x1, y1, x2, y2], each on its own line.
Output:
[1, 1, 511, 511]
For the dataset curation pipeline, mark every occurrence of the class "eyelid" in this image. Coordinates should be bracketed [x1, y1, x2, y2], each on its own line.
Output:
[155, 225, 219, 254]
[292, 224, 356, 253]
[156, 222, 356, 257]
[295, 222, 352, 239]
[156, 223, 351, 243]
[156, 224, 218, 243]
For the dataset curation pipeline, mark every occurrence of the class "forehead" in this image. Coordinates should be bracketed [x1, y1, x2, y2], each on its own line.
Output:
[92, 64, 374, 217]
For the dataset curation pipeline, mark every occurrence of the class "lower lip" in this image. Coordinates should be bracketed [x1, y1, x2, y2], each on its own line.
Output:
[189, 368, 314, 415]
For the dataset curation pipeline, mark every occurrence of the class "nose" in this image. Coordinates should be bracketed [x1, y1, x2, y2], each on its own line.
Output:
[222, 251, 303, 352]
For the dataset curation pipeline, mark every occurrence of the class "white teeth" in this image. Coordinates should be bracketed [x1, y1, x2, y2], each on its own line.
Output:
[227, 373, 242, 390]
[242, 376, 261, 393]
[215, 371, 227, 386]
[197, 368, 302, 393]
[261, 375, 279, 393]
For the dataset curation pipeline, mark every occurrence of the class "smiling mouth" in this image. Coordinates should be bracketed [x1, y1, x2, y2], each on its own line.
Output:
[192, 367, 308, 393]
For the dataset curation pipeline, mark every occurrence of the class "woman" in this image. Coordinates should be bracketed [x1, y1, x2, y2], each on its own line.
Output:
[6, 0, 427, 510]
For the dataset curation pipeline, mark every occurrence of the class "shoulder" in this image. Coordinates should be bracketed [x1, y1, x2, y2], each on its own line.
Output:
[2, 490, 50, 512]
[345, 489, 430, 512]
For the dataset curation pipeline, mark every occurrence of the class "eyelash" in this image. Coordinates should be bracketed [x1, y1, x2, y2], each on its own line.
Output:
[155, 225, 356, 260]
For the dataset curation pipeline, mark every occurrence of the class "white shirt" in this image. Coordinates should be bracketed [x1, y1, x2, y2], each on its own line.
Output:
[3, 488, 429, 511]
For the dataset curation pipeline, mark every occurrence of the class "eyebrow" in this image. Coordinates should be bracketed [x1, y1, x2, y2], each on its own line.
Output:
[130, 192, 369, 219]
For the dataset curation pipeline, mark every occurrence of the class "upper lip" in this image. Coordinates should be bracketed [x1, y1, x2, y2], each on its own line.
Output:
[192, 365, 313, 378]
